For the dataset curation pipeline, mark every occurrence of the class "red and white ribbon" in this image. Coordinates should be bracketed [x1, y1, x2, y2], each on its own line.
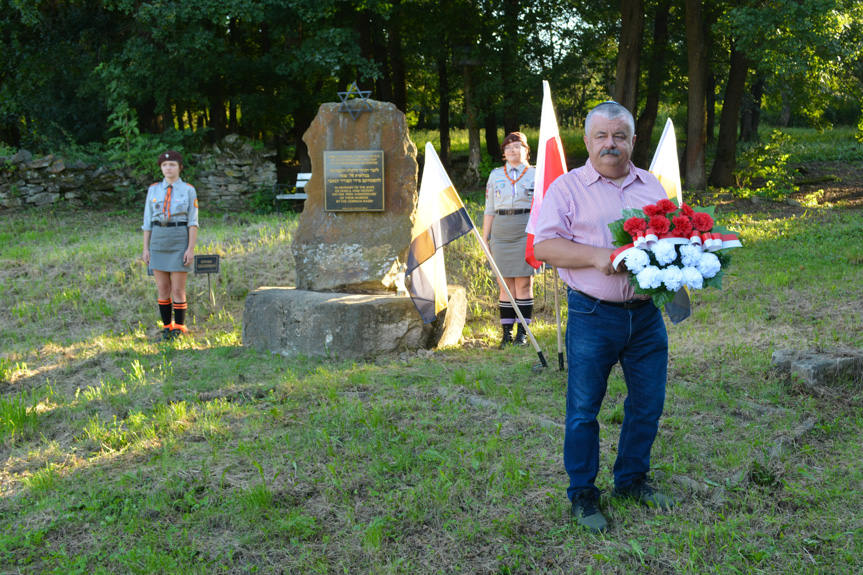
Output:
[721, 233, 742, 249]
[611, 243, 639, 271]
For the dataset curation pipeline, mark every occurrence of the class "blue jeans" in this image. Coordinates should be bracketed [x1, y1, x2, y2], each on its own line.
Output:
[564, 289, 668, 501]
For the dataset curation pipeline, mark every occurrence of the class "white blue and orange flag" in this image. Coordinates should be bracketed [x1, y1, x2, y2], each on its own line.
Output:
[406, 142, 475, 323]
[649, 118, 683, 206]
[649, 118, 690, 323]
[525, 80, 568, 268]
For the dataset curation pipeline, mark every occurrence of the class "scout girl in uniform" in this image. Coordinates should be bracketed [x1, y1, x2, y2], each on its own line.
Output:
[482, 132, 538, 348]
[142, 150, 199, 341]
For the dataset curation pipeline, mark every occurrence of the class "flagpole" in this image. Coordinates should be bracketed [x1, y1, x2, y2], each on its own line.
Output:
[552, 269, 565, 371]
[472, 228, 548, 369]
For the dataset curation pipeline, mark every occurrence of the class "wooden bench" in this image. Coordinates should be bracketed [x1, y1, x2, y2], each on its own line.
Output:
[274, 172, 310, 212]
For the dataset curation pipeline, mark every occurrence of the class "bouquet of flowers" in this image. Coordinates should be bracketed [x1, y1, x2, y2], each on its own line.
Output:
[608, 198, 741, 308]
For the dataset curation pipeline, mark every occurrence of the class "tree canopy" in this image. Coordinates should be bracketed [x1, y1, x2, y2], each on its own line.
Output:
[1, 0, 861, 186]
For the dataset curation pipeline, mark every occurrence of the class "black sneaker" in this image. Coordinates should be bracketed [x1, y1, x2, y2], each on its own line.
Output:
[612, 477, 674, 510]
[157, 326, 173, 342]
[571, 489, 608, 533]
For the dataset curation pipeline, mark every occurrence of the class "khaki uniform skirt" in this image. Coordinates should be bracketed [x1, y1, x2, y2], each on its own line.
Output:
[489, 212, 537, 278]
[149, 226, 192, 273]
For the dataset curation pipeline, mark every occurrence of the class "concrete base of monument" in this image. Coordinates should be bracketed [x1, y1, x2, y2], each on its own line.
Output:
[242, 286, 466, 359]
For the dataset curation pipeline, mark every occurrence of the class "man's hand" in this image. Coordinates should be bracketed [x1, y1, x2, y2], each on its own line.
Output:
[593, 247, 624, 276]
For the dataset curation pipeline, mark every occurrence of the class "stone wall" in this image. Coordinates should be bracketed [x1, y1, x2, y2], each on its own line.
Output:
[0, 134, 277, 212]
[189, 134, 277, 210]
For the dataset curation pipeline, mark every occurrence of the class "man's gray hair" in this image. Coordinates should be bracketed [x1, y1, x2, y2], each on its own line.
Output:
[584, 101, 635, 136]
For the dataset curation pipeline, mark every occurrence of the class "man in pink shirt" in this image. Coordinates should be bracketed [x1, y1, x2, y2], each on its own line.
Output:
[534, 102, 674, 533]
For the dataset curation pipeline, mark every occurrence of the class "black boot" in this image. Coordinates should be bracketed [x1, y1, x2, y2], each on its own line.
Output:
[514, 323, 528, 346]
[498, 325, 513, 349]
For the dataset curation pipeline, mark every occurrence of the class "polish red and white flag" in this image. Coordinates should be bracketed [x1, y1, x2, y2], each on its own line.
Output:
[525, 80, 567, 268]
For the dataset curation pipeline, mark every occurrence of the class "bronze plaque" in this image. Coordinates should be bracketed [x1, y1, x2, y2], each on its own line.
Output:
[324, 150, 385, 212]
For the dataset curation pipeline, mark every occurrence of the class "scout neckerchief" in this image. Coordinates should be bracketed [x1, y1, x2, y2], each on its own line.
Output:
[163, 183, 173, 220]
[504, 164, 528, 197]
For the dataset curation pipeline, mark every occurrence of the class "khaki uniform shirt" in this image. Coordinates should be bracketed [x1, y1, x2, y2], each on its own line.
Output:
[142, 178, 199, 231]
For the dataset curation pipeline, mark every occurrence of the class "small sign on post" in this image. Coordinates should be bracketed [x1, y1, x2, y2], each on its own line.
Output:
[194, 255, 220, 275]
[194, 255, 220, 306]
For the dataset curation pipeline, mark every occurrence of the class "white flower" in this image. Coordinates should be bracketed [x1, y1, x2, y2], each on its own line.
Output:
[661, 265, 683, 291]
[681, 266, 704, 289]
[679, 244, 703, 268]
[635, 265, 663, 289]
[697, 252, 721, 278]
[652, 240, 677, 266]
[624, 249, 650, 273]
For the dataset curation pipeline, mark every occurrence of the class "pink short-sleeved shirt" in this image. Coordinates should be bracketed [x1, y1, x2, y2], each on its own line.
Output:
[533, 159, 666, 302]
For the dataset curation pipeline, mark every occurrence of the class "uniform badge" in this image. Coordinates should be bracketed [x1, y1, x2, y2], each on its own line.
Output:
[194, 199, 198, 208]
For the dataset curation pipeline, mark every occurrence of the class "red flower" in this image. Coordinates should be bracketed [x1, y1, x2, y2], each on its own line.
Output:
[623, 217, 648, 237]
[691, 212, 714, 232]
[656, 199, 677, 214]
[648, 215, 670, 234]
[671, 215, 693, 237]
[643, 204, 661, 217]
[680, 203, 695, 217]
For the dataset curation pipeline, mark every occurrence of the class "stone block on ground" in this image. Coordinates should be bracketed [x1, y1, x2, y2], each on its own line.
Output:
[771, 348, 863, 388]
[242, 285, 465, 359]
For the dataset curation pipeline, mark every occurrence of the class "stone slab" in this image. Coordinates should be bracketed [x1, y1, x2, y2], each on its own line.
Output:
[242, 286, 466, 359]
[771, 348, 863, 388]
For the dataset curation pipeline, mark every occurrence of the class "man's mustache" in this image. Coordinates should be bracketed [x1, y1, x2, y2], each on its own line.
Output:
[600, 148, 621, 157]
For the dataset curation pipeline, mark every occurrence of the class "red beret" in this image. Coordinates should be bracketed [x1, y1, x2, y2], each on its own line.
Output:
[501, 132, 529, 152]
[158, 150, 184, 166]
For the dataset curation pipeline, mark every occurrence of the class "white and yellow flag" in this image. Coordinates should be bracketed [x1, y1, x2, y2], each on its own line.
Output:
[405, 143, 474, 323]
[649, 118, 683, 205]
[649, 118, 689, 323]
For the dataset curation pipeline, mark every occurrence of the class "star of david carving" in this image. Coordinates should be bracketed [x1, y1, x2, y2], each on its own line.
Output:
[337, 82, 373, 120]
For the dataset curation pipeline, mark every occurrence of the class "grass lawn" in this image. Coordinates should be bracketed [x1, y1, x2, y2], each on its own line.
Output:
[1, 136, 863, 573]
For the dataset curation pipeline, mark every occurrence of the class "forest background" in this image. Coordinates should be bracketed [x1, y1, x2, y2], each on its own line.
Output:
[3, 1, 863, 573]
[2, 0, 863, 191]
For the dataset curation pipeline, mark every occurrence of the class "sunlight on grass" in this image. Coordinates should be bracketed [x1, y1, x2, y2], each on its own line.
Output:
[1, 179, 862, 572]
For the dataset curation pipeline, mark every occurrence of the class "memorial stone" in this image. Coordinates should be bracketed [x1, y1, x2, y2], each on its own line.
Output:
[291, 100, 417, 292]
[243, 98, 466, 359]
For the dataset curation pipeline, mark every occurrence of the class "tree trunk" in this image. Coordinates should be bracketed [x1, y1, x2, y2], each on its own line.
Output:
[684, 0, 707, 189]
[387, 0, 408, 112]
[437, 51, 451, 168]
[370, 13, 393, 103]
[485, 114, 500, 159]
[175, 103, 185, 132]
[228, 100, 238, 133]
[463, 64, 481, 184]
[779, 92, 791, 126]
[502, 0, 520, 135]
[709, 44, 750, 188]
[740, 76, 764, 142]
[614, 0, 644, 115]
[291, 103, 316, 173]
[633, 0, 671, 167]
[706, 72, 716, 144]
